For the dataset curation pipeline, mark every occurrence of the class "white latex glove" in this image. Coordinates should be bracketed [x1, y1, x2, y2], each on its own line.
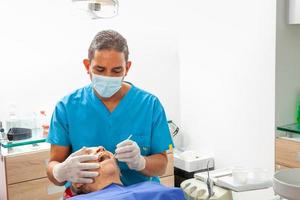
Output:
[115, 140, 146, 171]
[53, 147, 100, 184]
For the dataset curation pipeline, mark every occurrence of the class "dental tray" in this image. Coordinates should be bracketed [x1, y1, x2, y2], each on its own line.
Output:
[215, 176, 273, 192]
[195, 168, 273, 192]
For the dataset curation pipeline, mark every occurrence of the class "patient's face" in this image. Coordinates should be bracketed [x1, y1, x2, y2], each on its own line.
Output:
[74, 146, 121, 193]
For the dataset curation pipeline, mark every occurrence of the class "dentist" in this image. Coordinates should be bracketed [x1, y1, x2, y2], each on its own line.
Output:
[46, 30, 174, 188]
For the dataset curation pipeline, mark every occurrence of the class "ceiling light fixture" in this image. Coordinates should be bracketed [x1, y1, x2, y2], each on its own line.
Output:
[72, 0, 119, 19]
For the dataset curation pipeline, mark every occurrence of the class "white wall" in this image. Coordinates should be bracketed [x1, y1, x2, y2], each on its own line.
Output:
[179, 0, 276, 174]
[0, 0, 180, 125]
[0, 1, 279, 198]
[276, 0, 300, 126]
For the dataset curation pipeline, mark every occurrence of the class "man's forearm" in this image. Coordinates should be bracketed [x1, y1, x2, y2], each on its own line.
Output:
[140, 153, 168, 176]
[47, 161, 66, 186]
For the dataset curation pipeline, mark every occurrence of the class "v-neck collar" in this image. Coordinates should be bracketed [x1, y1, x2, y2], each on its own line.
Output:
[90, 82, 135, 118]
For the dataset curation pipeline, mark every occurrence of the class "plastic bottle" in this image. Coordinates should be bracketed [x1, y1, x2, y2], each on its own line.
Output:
[6, 104, 18, 130]
[0, 121, 5, 139]
[40, 110, 49, 137]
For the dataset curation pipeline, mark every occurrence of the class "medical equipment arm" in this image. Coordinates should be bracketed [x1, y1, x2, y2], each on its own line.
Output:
[47, 145, 100, 185]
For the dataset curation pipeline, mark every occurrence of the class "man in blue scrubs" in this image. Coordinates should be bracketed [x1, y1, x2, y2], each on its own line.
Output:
[46, 30, 174, 188]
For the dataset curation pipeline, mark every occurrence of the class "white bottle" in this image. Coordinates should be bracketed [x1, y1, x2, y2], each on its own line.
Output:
[6, 104, 18, 130]
[32, 111, 40, 131]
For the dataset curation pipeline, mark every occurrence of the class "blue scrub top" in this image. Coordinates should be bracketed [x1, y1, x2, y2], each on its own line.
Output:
[47, 83, 174, 186]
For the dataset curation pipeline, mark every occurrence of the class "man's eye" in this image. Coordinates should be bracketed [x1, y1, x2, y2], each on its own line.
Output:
[113, 68, 122, 73]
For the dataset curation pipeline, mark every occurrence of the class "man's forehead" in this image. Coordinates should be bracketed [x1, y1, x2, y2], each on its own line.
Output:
[90, 60, 126, 69]
[93, 49, 126, 60]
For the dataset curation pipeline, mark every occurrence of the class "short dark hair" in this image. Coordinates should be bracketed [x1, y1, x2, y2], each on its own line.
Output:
[88, 30, 129, 62]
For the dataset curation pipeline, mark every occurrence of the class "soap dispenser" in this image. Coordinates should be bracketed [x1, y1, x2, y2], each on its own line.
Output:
[297, 99, 300, 124]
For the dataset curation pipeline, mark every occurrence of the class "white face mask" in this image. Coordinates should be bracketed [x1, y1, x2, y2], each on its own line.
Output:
[91, 73, 123, 98]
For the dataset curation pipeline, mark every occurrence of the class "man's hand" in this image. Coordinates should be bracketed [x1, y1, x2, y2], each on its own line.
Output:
[115, 140, 146, 171]
[53, 147, 100, 184]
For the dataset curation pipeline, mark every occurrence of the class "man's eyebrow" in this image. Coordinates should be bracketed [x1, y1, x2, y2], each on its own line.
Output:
[112, 66, 122, 69]
[93, 65, 104, 68]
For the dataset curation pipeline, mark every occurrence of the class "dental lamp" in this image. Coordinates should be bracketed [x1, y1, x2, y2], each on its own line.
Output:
[72, 0, 119, 19]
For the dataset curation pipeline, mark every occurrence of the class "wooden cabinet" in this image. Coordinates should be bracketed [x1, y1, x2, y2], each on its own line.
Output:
[7, 178, 64, 200]
[0, 147, 65, 200]
[275, 137, 300, 170]
[6, 150, 49, 184]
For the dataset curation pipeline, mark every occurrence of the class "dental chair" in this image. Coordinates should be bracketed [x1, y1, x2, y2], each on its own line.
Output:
[181, 178, 233, 200]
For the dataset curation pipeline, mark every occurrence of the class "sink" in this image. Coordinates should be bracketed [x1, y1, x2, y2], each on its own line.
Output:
[273, 168, 300, 200]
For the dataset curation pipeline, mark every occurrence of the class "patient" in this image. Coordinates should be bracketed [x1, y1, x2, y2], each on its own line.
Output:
[64, 146, 185, 200]
[63, 146, 122, 198]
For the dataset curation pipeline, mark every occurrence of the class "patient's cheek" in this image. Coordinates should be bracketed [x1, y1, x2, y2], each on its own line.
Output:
[100, 160, 118, 176]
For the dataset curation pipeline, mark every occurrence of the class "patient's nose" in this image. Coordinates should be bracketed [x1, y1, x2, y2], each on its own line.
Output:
[97, 147, 105, 153]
